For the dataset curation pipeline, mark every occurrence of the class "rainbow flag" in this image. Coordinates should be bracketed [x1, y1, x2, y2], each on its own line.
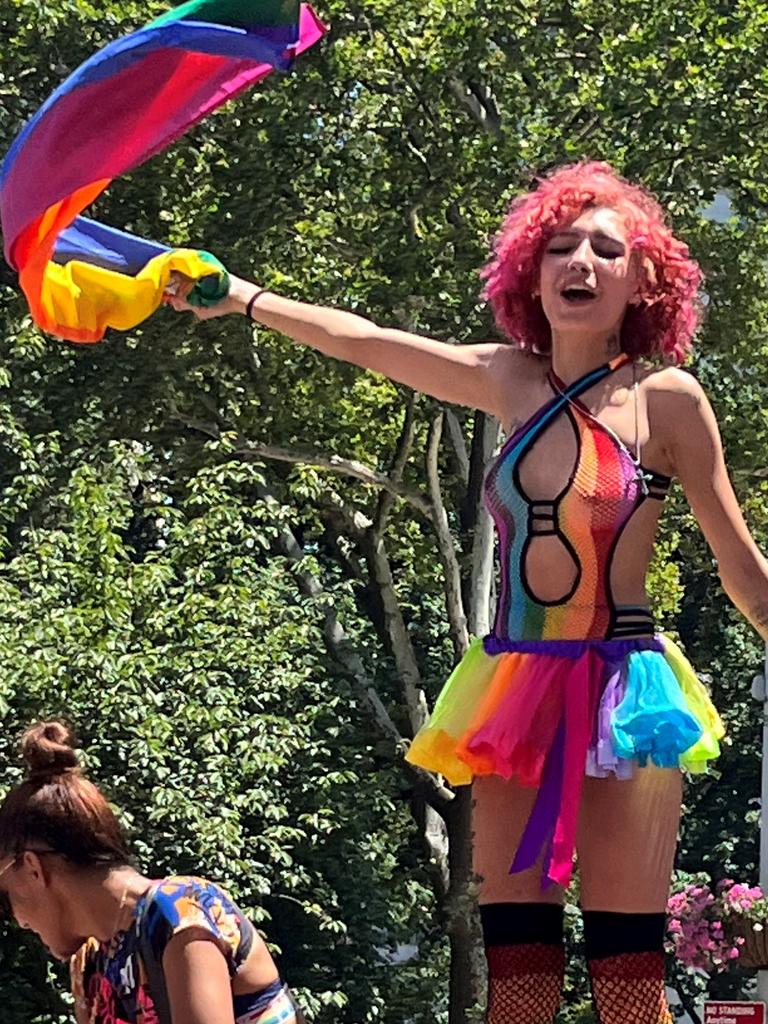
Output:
[0, 0, 326, 343]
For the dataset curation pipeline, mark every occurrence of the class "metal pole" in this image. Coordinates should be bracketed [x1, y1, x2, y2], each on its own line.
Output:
[753, 643, 768, 1004]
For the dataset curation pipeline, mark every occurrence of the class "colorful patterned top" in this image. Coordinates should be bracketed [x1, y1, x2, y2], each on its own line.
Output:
[484, 353, 670, 641]
[71, 876, 302, 1024]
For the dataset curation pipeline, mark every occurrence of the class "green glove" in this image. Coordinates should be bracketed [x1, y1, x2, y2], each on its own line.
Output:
[187, 252, 230, 308]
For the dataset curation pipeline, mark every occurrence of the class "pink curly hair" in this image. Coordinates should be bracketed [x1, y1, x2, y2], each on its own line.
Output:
[481, 161, 702, 364]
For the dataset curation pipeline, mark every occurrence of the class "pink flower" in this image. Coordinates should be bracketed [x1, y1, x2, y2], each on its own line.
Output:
[666, 877, 753, 975]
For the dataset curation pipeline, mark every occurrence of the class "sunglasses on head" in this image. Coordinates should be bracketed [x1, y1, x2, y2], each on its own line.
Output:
[0, 857, 17, 919]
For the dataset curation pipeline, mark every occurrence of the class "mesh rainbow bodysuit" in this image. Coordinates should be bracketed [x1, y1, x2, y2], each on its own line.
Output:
[487, 353, 669, 642]
[406, 354, 723, 887]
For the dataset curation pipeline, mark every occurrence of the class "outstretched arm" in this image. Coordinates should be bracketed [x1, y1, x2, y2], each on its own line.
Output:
[167, 273, 540, 420]
[660, 372, 768, 640]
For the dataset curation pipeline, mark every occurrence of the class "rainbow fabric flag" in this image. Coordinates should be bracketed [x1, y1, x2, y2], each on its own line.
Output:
[0, 0, 326, 343]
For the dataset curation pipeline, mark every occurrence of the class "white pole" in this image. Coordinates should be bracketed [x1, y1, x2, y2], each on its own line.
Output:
[753, 642, 768, 1004]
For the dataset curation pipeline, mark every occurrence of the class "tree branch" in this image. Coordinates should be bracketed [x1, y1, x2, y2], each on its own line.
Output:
[362, 529, 431, 737]
[321, 494, 431, 742]
[319, 490, 371, 585]
[469, 417, 500, 637]
[375, 393, 418, 534]
[235, 440, 432, 516]
[172, 409, 430, 517]
[171, 405, 220, 439]
[445, 409, 470, 484]
[448, 77, 501, 134]
[256, 483, 454, 808]
[321, 489, 372, 540]
[412, 796, 450, 898]
[256, 483, 405, 743]
[366, 18, 440, 129]
[427, 412, 470, 659]
[175, 408, 459, 806]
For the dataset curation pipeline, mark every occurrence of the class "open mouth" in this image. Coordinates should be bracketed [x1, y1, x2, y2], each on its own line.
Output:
[560, 286, 597, 304]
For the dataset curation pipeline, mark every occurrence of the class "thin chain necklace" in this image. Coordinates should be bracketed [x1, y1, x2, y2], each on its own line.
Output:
[87, 884, 130, 1024]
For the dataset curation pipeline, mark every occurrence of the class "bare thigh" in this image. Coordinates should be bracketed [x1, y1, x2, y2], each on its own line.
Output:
[577, 766, 682, 913]
[473, 775, 564, 906]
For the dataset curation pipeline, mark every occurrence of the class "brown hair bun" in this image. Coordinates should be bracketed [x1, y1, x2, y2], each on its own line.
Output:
[0, 720, 129, 865]
[21, 721, 80, 781]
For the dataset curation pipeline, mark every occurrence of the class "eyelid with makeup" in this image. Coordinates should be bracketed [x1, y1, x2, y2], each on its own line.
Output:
[546, 236, 625, 258]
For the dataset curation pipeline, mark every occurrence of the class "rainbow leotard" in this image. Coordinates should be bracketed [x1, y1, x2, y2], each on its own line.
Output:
[406, 354, 723, 888]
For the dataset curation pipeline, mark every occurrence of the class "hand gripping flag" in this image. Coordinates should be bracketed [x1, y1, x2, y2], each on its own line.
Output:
[0, 0, 325, 342]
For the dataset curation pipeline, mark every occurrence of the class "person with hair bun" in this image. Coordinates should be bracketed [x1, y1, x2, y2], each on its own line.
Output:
[167, 161, 768, 1023]
[0, 721, 303, 1024]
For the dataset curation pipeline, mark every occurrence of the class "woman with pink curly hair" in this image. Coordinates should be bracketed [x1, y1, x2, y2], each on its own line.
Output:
[169, 161, 768, 1024]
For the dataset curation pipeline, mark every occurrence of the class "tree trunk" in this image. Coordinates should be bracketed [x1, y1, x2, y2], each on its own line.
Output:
[445, 785, 486, 1024]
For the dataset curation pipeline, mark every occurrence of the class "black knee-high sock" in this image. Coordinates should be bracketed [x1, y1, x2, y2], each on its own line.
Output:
[583, 911, 671, 1024]
[480, 903, 565, 1024]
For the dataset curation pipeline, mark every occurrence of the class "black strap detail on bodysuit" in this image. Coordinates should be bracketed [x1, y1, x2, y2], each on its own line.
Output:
[642, 470, 671, 501]
[529, 500, 558, 536]
[609, 606, 655, 638]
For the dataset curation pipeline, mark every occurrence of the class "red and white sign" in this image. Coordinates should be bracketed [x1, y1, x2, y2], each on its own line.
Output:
[704, 1002, 765, 1024]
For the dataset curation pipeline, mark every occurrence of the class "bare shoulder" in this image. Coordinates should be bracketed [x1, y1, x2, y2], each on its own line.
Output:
[473, 341, 548, 384]
[640, 364, 706, 403]
[640, 365, 709, 429]
[640, 365, 719, 468]
[472, 344, 548, 429]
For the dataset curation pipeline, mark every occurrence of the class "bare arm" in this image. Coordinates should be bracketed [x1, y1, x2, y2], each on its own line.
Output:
[163, 929, 237, 1024]
[659, 372, 768, 640]
[168, 273, 538, 419]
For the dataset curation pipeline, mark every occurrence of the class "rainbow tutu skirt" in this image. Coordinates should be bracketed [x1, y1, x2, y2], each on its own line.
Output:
[405, 634, 723, 887]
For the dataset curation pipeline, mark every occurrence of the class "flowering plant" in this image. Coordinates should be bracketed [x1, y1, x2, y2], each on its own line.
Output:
[664, 875, 768, 973]
[718, 880, 768, 921]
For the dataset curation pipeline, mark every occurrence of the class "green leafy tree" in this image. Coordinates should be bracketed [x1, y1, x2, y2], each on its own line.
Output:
[2, 1, 768, 1021]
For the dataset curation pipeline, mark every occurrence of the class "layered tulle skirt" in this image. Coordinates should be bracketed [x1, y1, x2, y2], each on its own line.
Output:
[405, 635, 723, 887]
